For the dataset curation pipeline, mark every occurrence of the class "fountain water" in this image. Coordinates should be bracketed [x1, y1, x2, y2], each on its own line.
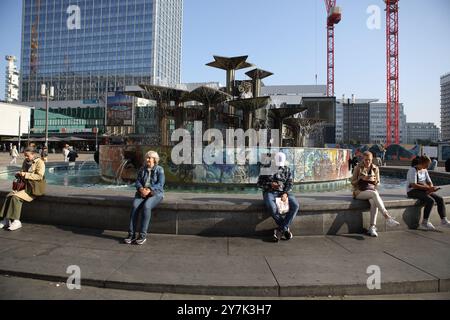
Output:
[115, 159, 130, 185]
[77, 160, 90, 173]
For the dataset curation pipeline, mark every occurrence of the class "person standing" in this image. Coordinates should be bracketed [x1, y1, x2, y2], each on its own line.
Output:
[63, 144, 70, 162]
[67, 146, 78, 169]
[352, 151, 400, 237]
[257, 152, 300, 242]
[40, 146, 49, 162]
[406, 155, 450, 230]
[9, 145, 19, 165]
[124, 151, 165, 245]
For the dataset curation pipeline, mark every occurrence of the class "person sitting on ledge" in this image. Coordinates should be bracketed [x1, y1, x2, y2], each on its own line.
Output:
[406, 155, 450, 230]
[351, 151, 400, 237]
[257, 152, 299, 242]
[0, 147, 46, 231]
[124, 150, 165, 245]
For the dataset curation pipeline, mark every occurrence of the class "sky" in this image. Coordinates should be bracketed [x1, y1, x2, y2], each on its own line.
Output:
[1, 0, 449, 127]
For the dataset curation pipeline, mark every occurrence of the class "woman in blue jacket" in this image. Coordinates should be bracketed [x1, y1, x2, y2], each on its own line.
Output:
[124, 150, 165, 245]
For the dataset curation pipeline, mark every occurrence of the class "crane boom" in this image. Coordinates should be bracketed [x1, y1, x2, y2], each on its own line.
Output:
[324, 0, 341, 97]
[385, 0, 400, 145]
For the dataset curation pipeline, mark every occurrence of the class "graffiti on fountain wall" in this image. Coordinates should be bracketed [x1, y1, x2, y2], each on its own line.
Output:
[100, 145, 352, 185]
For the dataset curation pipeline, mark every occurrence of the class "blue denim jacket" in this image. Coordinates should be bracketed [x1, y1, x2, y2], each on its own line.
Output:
[135, 165, 165, 195]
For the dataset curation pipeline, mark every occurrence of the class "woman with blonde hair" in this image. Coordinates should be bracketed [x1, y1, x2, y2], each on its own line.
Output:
[124, 150, 165, 245]
[351, 151, 400, 237]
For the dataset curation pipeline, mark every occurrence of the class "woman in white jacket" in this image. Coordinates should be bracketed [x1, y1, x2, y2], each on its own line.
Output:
[9, 145, 19, 164]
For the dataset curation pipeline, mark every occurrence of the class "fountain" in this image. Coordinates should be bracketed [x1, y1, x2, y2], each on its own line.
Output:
[100, 55, 352, 191]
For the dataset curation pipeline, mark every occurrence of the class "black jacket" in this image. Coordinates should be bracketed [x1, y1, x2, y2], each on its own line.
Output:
[68, 150, 78, 162]
[257, 166, 293, 194]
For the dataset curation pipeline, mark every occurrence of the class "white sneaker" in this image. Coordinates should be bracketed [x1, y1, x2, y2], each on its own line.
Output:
[368, 226, 378, 237]
[386, 217, 400, 227]
[0, 218, 9, 229]
[7, 220, 22, 231]
[421, 221, 436, 231]
[273, 228, 282, 242]
[441, 219, 450, 228]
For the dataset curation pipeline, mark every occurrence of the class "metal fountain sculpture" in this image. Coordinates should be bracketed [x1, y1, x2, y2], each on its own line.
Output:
[99, 55, 351, 187]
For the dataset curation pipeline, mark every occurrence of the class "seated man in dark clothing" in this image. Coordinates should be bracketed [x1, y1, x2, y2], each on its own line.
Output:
[257, 152, 300, 242]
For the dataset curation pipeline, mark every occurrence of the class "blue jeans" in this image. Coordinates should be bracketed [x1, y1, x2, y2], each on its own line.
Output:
[128, 193, 163, 238]
[263, 192, 300, 232]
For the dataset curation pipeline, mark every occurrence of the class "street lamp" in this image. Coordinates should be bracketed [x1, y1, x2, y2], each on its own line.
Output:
[95, 119, 98, 151]
[40, 84, 54, 148]
[18, 112, 21, 151]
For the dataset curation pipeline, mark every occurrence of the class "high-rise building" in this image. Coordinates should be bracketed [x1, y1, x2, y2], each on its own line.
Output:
[342, 99, 375, 144]
[341, 99, 407, 145]
[441, 73, 450, 141]
[370, 103, 406, 144]
[5, 55, 20, 103]
[20, 0, 183, 102]
[406, 122, 440, 144]
[335, 102, 343, 143]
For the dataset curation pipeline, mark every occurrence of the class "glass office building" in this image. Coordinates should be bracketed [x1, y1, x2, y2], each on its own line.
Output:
[20, 0, 183, 102]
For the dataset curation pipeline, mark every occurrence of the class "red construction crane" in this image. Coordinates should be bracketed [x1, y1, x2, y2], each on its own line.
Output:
[385, 0, 400, 145]
[324, 0, 341, 97]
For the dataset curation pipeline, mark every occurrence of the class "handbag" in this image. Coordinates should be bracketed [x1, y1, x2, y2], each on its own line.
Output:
[26, 177, 47, 196]
[358, 165, 376, 191]
[358, 179, 376, 191]
[12, 176, 26, 192]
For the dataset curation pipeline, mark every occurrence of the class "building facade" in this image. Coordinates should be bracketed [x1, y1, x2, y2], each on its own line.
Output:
[341, 99, 407, 145]
[369, 103, 407, 144]
[342, 99, 374, 144]
[335, 103, 343, 143]
[20, 0, 183, 103]
[25, 99, 105, 136]
[0, 102, 32, 139]
[5, 55, 20, 103]
[441, 73, 450, 141]
[406, 122, 440, 144]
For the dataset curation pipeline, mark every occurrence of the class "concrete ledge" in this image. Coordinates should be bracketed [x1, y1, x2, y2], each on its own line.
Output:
[1, 179, 450, 236]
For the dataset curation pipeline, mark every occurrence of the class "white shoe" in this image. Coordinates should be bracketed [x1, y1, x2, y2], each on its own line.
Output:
[368, 226, 378, 237]
[0, 218, 9, 229]
[441, 219, 450, 228]
[421, 221, 436, 231]
[273, 228, 282, 242]
[7, 220, 22, 231]
[386, 217, 400, 227]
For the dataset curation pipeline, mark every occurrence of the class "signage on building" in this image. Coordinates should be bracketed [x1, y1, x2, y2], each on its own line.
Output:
[82, 99, 99, 104]
[60, 128, 95, 134]
[107, 94, 134, 126]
